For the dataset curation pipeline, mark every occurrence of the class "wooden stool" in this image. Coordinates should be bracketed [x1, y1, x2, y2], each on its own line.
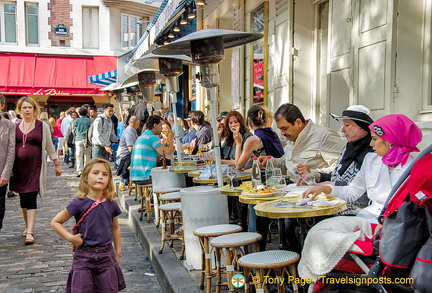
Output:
[159, 191, 181, 204]
[136, 184, 152, 222]
[238, 250, 300, 293]
[210, 232, 262, 293]
[128, 179, 138, 200]
[158, 202, 184, 260]
[193, 224, 243, 293]
[153, 188, 182, 227]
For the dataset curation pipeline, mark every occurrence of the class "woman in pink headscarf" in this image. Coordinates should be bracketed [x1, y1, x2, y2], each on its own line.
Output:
[298, 114, 423, 282]
[303, 114, 422, 223]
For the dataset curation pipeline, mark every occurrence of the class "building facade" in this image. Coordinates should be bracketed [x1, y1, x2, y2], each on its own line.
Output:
[0, 0, 160, 117]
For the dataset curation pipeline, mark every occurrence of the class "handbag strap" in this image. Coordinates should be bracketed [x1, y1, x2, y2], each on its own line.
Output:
[72, 195, 105, 233]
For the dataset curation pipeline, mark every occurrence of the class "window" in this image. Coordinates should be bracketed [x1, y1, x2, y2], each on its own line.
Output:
[122, 14, 142, 49]
[0, 2, 16, 43]
[82, 7, 99, 49]
[26, 3, 38, 45]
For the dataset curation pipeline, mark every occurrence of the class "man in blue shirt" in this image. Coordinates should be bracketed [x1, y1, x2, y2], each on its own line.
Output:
[130, 115, 175, 185]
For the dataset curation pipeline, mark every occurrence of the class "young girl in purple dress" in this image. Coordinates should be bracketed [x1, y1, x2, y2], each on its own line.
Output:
[51, 158, 126, 292]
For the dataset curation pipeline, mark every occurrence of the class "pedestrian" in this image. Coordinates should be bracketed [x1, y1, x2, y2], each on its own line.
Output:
[8, 110, 18, 123]
[72, 107, 91, 176]
[10, 96, 62, 244]
[125, 96, 149, 135]
[91, 103, 119, 160]
[61, 108, 76, 164]
[51, 158, 126, 292]
[57, 111, 66, 159]
[49, 117, 59, 151]
[0, 93, 16, 231]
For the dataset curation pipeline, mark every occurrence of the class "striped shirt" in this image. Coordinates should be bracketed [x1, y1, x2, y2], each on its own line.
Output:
[130, 129, 162, 181]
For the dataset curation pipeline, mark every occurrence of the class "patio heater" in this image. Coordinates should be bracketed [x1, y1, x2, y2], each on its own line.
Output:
[134, 53, 192, 162]
[153, 29, 263, 187]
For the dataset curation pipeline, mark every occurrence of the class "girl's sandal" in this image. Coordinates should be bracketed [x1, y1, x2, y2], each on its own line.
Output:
[25, 233, 34, 245]
[22, 228, 28, 237]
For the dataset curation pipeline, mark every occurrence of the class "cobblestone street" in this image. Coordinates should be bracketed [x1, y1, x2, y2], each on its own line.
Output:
[0, 162, 162, 293]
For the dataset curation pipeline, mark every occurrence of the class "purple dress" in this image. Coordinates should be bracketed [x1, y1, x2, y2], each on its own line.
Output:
[10, 120, 43, 193]
[65, 197, 126, 292]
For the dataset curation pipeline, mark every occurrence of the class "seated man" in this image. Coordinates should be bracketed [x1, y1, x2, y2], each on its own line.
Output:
[130, 115, 175, 185]
[116, 116, 140, 191]
[259, 103, 344, 252]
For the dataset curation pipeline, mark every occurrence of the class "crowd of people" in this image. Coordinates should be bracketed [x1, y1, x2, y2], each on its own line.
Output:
[1, 91, 430, 292]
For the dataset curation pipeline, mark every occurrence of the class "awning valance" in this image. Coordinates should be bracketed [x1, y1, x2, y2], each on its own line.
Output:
[88, 70, 117, 87]
[0, 53, 117, 97]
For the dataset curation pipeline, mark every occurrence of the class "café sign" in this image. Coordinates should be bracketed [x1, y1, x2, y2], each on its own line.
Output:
[34, 88, 69, 96]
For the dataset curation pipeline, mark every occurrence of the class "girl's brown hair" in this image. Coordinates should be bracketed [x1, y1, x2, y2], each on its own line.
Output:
[16, 96, 40, 118]
[224, 111, 249, 146]
[77, 158, 116, 200]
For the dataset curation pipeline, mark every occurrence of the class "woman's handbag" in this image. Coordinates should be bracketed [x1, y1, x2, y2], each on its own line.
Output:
[71, 196, 105, 251]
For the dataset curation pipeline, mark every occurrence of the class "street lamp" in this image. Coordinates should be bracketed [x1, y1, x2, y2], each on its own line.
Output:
[153, 29, 263, 187]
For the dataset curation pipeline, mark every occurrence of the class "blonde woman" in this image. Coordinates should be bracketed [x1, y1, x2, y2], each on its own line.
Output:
[10, 97, 62, 245]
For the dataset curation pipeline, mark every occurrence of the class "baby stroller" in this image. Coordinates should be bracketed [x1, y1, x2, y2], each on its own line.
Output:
[307, 145, 432, 293]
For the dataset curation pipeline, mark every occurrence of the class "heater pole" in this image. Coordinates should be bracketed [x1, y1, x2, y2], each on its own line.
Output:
[165, 76, 182, 162]
[207, 87, 223, 187]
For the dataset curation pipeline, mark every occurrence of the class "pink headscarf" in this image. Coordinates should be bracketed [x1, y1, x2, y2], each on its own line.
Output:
[369, 114, 422, 166]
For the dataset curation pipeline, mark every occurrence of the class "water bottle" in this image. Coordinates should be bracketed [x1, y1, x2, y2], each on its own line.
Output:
[265, 155, 275, 188]
[251, 157, 261, 187]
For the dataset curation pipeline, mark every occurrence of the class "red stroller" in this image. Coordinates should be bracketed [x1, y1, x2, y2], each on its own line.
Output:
[308, 147, 432, 293]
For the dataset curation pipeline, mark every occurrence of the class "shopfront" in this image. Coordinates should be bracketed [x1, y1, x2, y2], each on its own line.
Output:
[0, 53, 117, 118]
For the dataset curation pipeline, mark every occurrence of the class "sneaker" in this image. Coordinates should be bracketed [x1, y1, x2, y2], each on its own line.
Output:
[119, 183, 125, 191]
[77, 171, 82, 177]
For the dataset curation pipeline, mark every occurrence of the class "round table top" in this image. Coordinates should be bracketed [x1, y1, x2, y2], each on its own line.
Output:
[254, 196, 347, 219]
[169, 165, 202, 173]
[239, 193, 280, 204]
[192, 171, 251, 184]
[219, 185, 243, 196]
[174, 160, 198, 166]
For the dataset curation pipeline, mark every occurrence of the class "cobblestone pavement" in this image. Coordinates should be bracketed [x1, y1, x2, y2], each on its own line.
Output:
[0, 162, 162, 293]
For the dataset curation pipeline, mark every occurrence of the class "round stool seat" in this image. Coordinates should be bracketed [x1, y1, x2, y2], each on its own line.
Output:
[210, 232, 262, 248]
[159, 192, 181, 201]
[154, 187, 181, 194]
[159, 202, 182, 211]
[194, 224, 242, 237]
[239, 250, 300, 269]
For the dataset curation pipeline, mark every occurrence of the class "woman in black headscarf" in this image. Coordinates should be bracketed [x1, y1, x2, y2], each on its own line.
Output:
[306, 105, 374, 215]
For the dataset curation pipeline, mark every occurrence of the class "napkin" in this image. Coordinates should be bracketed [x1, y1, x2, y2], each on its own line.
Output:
[199, 164, 229, 179]
[295, 198, 310, 206]
[307, 199, 341, 207]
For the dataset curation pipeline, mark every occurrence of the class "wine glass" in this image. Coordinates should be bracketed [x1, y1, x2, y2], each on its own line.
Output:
[274, 176, 287, 204]
[198, 144, 207, 156]
[226, 167, 237, 190]
[300, 172, 316, 186]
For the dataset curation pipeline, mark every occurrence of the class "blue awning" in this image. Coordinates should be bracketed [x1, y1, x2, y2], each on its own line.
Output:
[88, 70, 117, 87]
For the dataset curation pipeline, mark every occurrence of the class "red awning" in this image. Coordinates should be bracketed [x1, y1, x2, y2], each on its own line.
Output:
[0, 53, 117, 97]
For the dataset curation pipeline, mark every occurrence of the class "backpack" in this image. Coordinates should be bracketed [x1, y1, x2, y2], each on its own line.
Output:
[87, 117, 104, 147]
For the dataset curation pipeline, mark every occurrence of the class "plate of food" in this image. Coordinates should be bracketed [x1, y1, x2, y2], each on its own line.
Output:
[242, 184, 278, 198]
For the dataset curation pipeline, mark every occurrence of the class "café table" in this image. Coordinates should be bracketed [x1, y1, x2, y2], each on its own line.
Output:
[218, 185, 242, 197]
[192, 171, 251, 185]
[254, 195, 347, 249]
[169, 165, 204, 187]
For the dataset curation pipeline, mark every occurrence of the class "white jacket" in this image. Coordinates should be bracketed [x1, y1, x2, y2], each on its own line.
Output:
[328, 152, 413, 223]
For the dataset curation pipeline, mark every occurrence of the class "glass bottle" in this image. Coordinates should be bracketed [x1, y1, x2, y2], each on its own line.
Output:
[251, 157, 261, 187]
[265, 155, 275, 188]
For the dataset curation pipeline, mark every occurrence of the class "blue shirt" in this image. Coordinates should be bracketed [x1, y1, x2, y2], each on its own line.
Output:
[181, 128, 197, 144]
[130, 129, 162, 181]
